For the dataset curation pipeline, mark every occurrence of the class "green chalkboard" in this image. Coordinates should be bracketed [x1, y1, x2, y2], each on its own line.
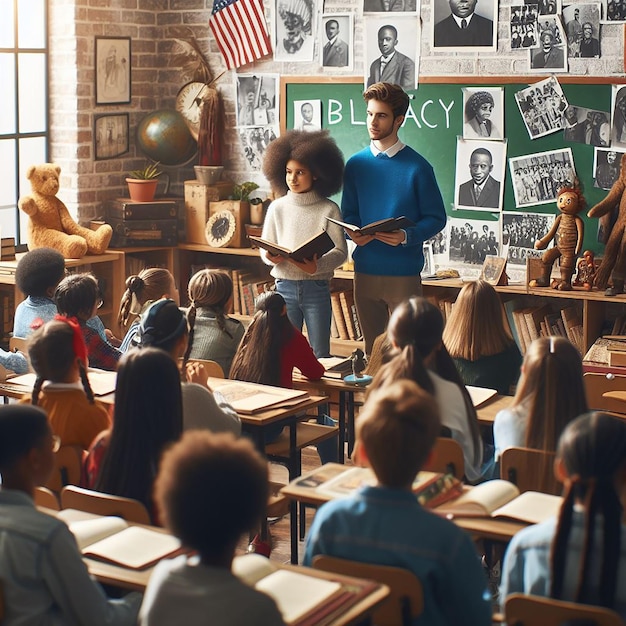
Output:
[280, 76, 622, 255]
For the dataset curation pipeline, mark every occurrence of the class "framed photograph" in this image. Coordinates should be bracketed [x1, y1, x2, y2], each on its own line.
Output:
[462, 87, 504, 140]
[94, 113, 129, 160]
[515, 77, 568, 140]
[321, 13, 354, 70]
[480, 255, 508, 285]
[432, 0, 497, 51]
[95, 37, 131, 105]
[293, 99, 322, 131]
[421, 242, 436, 278]
[447, 216, 501, 280]
[236, 74, 279, 128]
[594, 147, 626, 189]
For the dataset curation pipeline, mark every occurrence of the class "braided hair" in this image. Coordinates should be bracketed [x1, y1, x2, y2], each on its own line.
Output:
[184, 269, 234, 364]
[118, 268, 175, 329]
[27, 317, 95, 405]
[551, 412, 626, 609]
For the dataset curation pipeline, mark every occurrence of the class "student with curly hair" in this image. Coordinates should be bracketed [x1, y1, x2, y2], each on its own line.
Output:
[184, 269, 244, 377]
[464, 91, 500, 138]
[260, 129, 347, 358]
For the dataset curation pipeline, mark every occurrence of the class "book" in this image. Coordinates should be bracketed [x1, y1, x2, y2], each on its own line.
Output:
[232, 553, 379, 626]
[503, 299, 522, 351]
[210, 378, 309, 414]
[339, 290, 357, 340]
[248, 231, 334, 263]
[466, 385, 498, 408]
[7, 368, 116, 396]
[524, 305, 551, 342]
[330, 290, 349, 340]
[326, 215, 415, 236]
[57, 511, 182, 570]
[561, 305, 584, 352]
[318, 356, 353, 379]
[436, 479, 563, 524]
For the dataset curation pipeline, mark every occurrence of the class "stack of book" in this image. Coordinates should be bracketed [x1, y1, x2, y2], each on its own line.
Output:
[1, 237, 15, 260]
[330, 289, 362, 341]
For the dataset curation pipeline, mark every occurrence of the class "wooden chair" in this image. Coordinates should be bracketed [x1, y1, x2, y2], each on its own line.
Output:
[267, 481, 290, 519]
[500, 447, 561, 495]
[504, 593, 624, 626]
[423, 437, 465, 480]
[583, 372, 626, 414]
[312, 555, 423, 626]
[60, 485, 151, 525]
[44, 445, 83, 494]
[183, 358, 225, 379]
[9, 336, 27, 354]
[34, 486, 60, 511]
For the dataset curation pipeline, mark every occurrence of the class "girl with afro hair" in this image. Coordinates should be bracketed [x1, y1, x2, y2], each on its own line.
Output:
[260, 129, 347, 358]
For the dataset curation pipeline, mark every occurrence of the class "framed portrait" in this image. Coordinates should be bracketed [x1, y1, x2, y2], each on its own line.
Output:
[480, 255, 508, 285]
[95, 37, 131, 105]
[94, 113, 129, 160]
[431, 0, 497, 51]
[320, 13, 354, 70]
[293, 99, 322, 131]
[462, 87, 504, 140]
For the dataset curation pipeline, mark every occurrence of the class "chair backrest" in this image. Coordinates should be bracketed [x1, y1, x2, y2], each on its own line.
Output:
[583, 372, 626, 414]
[500, 447, 561, 495]
[34, 486, 60, 511]
[505, 593, 624, 626]
[423, 437, 465, 480]
[183, 358, 225, 379]
[9, 336, 27, 354]
[312, 555, 423, 626]
[44, 445, 83, 494]
[60, 485, 152, 525]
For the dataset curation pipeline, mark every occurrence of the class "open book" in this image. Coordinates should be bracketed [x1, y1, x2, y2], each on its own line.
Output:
[248, 230, 334, 263]
[326, 216, 415, 236]
[232, 554, 378, 626]
[7, 368, 117, 396]
[209, 378, 309, 414]
[436, 480, 563, 524]
[58, 510, 181, 570]
[466, 385, 498, 408]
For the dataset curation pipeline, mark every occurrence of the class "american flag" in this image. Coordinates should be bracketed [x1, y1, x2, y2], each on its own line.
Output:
[209, 0, 272, 70]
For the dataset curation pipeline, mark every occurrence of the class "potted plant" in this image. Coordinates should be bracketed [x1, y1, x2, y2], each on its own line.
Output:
[126, 160, 162, 203]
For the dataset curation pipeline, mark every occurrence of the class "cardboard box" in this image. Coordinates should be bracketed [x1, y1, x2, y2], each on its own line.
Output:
[184, 180, 234, 244]
[209, 200, 250, 248]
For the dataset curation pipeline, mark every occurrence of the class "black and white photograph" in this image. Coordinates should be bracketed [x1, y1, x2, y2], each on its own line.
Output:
[562, 105, 610, 145]
[515, 76, 568, 139]
[274, 0, 316, 62]
[95, 37, 131, 105]
[563, 3, 601, 57]
[511, 5, 540, 49]
[502, 212, 556, 275]
[321, 14, 353, 69]
[462, 87, 504, 140]
[529, 16, 568, 71]
[536, 0, 561, 15]
[94, 113, 129, 160]
[236, 74, 278, 128]
[611, 84, 626, 148]
[448, 216, 501, 279]
[455, 138, 507, 210]
[432, 0, 497, 50]
[594, 148, 626, 189]
[601, 0, 626, 22]
[421, 242, 436, 278]
[239, 127, 277, 171]
[365, 16, 419, 90]
[509, 148, 576, 208]
[364, 0, 418, 12]
[425, 227, 449, 271]
[293, 99, 322, 131]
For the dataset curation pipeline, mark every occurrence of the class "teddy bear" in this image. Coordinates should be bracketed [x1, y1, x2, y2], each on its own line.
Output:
[18, 163, 112, 259]
[588, 153, 626, 295]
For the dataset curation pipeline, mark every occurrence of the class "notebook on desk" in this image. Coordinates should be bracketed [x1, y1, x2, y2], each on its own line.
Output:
[6, 368, 117, 396]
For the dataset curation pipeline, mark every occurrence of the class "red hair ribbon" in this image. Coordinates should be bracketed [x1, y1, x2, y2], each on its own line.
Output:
[54, 314, 88, 364]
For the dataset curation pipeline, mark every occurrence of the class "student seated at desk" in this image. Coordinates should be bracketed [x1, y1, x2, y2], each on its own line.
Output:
[86, 348, 183, 521]
[442, 280, 522, 395]
[303, 380, 492, 626]
[0, 404, 141, 625]
[139, 430, 284, 626]
[500, 412, 626, 618]
[20, 317, 110, 449]
[369, 297, 485, 482]
[492, 337, 588, 464]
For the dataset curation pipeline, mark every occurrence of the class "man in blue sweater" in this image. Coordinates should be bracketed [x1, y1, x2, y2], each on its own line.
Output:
[341, 82, 446, 355]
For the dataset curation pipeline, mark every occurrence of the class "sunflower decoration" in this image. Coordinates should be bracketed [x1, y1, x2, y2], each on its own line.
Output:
[173, 30, 225, 167]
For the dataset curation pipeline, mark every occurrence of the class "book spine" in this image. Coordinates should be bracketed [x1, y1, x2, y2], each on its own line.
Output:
[511, 309, 528, 354]
[339, 291, 356, 340]
[331, 291, 349, 340]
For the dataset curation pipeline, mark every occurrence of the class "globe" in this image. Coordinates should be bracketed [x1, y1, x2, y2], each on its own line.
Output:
[136, 109, 197, 166]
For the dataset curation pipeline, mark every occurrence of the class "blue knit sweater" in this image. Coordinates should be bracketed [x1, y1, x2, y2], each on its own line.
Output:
[341, 145, 446, 276]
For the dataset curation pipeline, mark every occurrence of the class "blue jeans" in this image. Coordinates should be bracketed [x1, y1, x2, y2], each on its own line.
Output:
[275, 278, 332, 358]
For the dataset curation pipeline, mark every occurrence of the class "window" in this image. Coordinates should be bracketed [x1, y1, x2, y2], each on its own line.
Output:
[0, 0, 48, 246]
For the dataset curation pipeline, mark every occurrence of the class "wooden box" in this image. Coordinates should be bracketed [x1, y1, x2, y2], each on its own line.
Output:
[184, 180, 235, 244]
[209, 200, 251, 248]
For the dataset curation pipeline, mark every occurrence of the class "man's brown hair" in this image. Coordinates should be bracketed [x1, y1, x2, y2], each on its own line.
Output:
[364, 82, 410, 119]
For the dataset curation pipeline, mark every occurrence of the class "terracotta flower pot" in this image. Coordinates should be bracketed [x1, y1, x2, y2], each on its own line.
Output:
[126, 178, 158, 203]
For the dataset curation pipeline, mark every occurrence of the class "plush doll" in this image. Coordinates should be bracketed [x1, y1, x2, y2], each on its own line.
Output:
[529, 184, 585, 291]
[18, 163, 112, 259]
[588, 153, 626, 295]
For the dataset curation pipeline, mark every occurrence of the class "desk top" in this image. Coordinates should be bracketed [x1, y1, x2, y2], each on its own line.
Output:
[476, 394, 513, 426]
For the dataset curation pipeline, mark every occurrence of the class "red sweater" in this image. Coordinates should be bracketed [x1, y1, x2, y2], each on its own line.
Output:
[280, 328, 325, 388]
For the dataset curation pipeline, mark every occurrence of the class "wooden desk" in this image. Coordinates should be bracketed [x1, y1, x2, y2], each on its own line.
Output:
[476, 394, 513, 427]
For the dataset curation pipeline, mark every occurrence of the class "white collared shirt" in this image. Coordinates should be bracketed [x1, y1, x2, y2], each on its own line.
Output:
[369, 139, 406, 158]
[451, 13, 474, 28]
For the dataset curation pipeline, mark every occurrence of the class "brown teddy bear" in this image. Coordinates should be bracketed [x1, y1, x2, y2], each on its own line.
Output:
[18, 163, 112, 259]
[588, 153, 626, 295]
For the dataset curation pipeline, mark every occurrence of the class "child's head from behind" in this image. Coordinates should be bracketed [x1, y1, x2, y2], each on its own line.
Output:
[138, 298, 188, 356]
[28, 317, 93, 405]
[0, 405, 55, 487]
[55, 272, 100, 321]
[388, 297, 444, 358]
[356, 380, 440, 489]
[118, 268, 177, 328]
[518, 337, 588, 451]
[154, 431, 268, 563]
[262, 129, 344, 197]
[188, 269, 233, 311]
[15, 247, 65, 298]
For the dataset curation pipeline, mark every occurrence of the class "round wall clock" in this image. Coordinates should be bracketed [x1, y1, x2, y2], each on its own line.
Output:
[206, 211, 236, 248]
[175, 81, 209, 140]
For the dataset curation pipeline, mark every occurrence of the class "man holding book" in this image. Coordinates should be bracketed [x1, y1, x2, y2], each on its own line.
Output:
[340, 82, 446, 355]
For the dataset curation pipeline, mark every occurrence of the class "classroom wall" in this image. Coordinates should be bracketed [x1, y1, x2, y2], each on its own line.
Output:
[45, 0, 626, 223]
